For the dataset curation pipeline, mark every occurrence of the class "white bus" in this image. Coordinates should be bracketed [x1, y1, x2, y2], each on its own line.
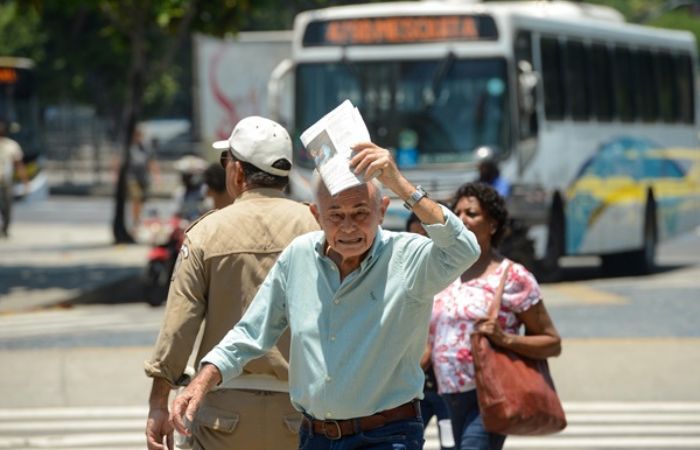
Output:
[269, 0, 700, 277]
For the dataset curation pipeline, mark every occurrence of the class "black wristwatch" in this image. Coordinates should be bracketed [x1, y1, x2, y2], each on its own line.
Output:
[403, 185, 428, 211]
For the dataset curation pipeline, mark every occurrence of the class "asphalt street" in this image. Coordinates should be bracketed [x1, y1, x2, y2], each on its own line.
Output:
[1, 196, 700, 449]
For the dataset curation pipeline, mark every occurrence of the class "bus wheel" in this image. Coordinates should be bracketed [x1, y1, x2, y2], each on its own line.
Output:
[602, 197, 657, 276]
[537, 200, 564, 282]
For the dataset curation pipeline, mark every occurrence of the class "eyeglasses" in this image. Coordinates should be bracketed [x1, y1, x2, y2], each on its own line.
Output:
[219, 148, 235, 169]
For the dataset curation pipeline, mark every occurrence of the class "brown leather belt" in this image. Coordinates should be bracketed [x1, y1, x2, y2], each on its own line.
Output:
[300, 400, 421, 440]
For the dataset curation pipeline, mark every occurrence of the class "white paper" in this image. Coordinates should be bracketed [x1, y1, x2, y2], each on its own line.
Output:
[300, 99, 371, 196]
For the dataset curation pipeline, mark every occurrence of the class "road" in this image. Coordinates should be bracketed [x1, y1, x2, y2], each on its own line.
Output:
[1, 197, 700, 449]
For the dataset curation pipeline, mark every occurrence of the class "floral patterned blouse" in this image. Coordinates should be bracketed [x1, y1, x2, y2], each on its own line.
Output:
[429, 259, 541, 394]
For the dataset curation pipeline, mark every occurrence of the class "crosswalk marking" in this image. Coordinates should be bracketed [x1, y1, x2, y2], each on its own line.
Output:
[1, 402, 700, 449]
[0, 305, 162, 340]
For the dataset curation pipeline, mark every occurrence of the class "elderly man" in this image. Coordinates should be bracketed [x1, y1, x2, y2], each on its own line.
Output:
[171, 142, 481, 449]
[145, 116, 319, 450]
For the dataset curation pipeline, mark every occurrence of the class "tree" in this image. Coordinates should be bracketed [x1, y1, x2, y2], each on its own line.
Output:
[30, 0, 260, 243]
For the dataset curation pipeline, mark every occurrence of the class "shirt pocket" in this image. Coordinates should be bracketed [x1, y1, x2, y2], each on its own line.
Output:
[194, 405, 240, 433]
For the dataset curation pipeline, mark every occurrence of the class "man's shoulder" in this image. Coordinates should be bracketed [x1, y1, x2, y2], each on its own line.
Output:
[278, 230, 323, 261]
[184, 209, 218, 233]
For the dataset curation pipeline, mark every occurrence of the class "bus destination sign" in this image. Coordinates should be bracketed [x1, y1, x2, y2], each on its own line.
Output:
[0, 68, 18, 84]
[303, 15, 498, 46]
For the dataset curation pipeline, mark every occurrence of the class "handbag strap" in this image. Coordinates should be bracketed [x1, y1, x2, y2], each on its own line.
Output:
[486, 261, 513, 321]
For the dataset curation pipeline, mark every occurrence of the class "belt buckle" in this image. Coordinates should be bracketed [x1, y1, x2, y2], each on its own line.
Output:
[322, 420, 343, 440]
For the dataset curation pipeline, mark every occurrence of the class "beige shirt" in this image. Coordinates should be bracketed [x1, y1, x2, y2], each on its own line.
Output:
[0, 137, 23, 183]
[144, 188, 320, 388]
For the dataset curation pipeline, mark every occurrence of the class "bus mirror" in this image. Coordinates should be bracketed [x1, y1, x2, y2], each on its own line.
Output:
[267, 58, 295, 125]
[517, 60, 538, 117]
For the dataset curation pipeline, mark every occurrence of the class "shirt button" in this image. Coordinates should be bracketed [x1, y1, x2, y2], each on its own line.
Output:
[330, 335, 336, 341]
[334, 299, 340, 305]
[326, 376, 332, 383]
[326, 412, 332, 418]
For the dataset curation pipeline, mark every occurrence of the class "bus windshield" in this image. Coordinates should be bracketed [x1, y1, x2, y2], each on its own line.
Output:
[295, 57, 509, 169]
[0, 63, 39, 156]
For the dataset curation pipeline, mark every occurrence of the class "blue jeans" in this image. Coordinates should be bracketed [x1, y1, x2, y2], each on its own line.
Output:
[420, 390, 454, 450]
[443, 390, 506, 450]
[298, 418, 425, 450]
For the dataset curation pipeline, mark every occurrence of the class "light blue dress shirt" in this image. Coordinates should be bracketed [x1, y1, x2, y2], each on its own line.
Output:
[201, 205, 480, 420]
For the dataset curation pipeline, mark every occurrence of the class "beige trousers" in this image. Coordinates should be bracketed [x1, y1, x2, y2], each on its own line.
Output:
[190, 389, 300, 450]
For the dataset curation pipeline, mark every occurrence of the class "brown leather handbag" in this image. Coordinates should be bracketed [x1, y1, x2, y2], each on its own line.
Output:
[470, 263, 567, 435]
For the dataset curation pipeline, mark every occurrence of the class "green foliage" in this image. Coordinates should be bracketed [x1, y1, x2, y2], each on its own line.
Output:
[0, 0, 46, 59]
[7, 0, 700, 130]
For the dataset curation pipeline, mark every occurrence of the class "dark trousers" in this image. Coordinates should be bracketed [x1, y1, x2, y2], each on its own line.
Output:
[0, 183, 12, 235]
[443, 390, 506, 450]
[298, 418, 424, 450]
[421, 389, 453, 450]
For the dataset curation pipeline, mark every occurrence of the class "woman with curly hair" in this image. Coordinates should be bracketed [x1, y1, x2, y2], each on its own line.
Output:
[429, 182, 561, 450]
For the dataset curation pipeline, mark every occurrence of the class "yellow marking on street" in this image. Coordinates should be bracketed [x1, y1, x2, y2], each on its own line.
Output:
[542, 283, 628, 305]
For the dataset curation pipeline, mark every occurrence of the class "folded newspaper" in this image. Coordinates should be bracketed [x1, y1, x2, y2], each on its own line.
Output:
[300, 99, 371, 196]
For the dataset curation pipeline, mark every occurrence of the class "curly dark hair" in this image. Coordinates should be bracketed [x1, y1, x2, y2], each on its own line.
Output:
[450, 182, 509, 247]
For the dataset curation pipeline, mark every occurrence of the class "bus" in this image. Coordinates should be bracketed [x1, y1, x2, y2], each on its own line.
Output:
[0, 56, 43, 197]
[269, 0, 700, 277]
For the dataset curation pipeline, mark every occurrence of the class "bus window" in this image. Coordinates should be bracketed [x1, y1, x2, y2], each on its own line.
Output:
[540, 36, 565, 120]
[514, 30, 538, 139]
[612, 46, 635, 122]
[675, 54, 695, 124]
[0, 62, 39, 156]
[564, 40, 590, 120]
[295, 58, 510, 168]
[656, 52, 678, 123]
[633, 49, 658, 122]
[590, 43, 613, 122]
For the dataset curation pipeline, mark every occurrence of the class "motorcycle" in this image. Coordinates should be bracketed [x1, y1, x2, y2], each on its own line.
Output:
[140, 155, 209, 307]
[139, 212, 189, 307]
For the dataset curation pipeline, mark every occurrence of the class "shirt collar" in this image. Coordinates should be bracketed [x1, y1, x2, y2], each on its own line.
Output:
[235, 188, 286, 203]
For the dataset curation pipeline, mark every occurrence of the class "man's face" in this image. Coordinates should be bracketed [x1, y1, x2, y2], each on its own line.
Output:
[311, 183, 389, 261]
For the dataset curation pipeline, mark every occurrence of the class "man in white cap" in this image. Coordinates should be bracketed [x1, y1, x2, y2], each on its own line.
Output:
[145, 116, 319, 450]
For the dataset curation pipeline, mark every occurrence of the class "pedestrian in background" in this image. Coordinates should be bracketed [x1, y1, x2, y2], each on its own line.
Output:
[144, 116, 320, 450]
[0, 118, 28, 238]
[126, 124, 160, 231]
[172, 155, 208, 222]
[170, 141, 481, 450]
[202, 161, 233, 210]
[407, 212, 455, 450]
[475, 146, 510, 198]
[430, 182, 561, 450]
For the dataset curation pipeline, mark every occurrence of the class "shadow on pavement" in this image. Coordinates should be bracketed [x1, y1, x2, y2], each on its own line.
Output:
[0, 264, 145, 308]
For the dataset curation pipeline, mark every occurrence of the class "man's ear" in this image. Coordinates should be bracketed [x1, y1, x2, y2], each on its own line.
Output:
[309, 203, 321, 225]
[378, 196, 390, 224]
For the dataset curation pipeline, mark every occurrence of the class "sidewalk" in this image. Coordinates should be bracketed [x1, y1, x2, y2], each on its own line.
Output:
[0, 204, 152, 314]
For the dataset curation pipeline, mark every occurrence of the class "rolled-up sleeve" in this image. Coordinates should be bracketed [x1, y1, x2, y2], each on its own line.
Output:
[144, 237, 207, 386]
[404, 205, 480, 300]
[200, 258, 290, 385]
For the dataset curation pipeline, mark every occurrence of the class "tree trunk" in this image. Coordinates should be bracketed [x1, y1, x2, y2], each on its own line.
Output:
[112, 160, 134, 244]
[112, 7, 147, 244]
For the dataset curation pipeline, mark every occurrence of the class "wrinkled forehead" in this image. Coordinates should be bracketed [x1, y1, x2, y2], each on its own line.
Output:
[318, 182, 377, 210]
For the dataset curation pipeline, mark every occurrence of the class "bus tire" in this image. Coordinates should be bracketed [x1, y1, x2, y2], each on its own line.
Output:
[537, 196, 565, 282]
[601, 195, 657, 276]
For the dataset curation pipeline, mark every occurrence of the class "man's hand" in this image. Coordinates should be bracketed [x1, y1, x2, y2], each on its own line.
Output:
[351, 141, 445, 226]
[168, 364, 221, 436]
[146, 407, 174, 450]
[350, 142, 403, 193]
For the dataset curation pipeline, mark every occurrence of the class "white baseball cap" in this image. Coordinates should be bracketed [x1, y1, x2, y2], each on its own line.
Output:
[212, 116, 292, 176]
